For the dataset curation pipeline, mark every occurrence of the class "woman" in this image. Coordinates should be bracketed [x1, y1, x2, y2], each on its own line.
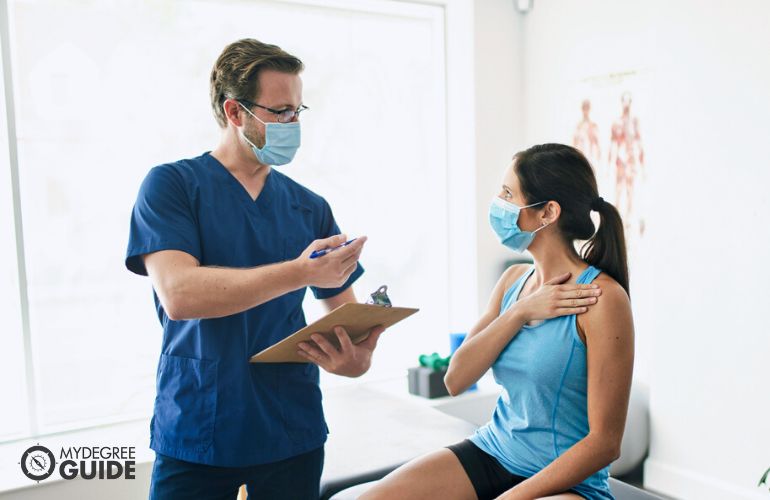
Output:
[361, 144, 634, 500]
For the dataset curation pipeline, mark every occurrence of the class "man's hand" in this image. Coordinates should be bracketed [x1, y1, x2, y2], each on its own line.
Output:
[295, 234, 366, 289]
[297, 325, 385, 377]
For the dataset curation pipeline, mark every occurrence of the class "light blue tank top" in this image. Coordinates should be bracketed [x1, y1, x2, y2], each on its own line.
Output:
[469, 265, 613, 500]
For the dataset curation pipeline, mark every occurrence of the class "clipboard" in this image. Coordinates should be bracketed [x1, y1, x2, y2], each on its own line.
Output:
[250, 287, 419, 363]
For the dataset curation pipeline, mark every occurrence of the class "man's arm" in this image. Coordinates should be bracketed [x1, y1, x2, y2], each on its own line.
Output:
[321, 286, 357, 312]
[144, 234, 365, 320]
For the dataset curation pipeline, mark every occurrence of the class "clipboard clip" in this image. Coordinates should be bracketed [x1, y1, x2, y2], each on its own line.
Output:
[366, 285, 392, 307]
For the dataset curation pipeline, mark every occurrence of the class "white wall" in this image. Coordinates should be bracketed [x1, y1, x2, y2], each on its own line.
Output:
[519, 1, 770, 499]
[473, 0, 526, 313]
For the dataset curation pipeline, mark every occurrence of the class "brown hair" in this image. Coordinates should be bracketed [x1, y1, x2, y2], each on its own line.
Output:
[514, 143, 630, 295]
[209, 39, 304, 128]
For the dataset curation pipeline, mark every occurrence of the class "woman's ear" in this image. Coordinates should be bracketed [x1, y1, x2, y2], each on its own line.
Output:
[542, 200, 562, 224]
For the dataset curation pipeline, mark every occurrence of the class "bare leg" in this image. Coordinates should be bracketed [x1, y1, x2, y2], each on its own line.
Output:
[537, 494, 585, 499]
[358, 448, 476, 500]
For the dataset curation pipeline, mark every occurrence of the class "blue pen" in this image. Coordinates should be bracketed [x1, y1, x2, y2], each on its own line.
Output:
[309, 238, 358, 259]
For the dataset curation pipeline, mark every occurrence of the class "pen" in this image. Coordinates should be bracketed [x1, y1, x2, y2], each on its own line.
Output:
[309, 238, 358, 259]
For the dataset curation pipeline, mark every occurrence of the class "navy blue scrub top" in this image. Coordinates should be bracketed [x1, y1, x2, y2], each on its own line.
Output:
[125, 152, 364, 467]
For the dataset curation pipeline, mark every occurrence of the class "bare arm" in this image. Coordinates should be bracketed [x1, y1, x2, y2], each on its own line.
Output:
[497, 277, 634, 500]
[321, 286, 357, 312]
[144, 234, 365, 320]
[443, 265, 527, 395]
[444, 268, 601, 396]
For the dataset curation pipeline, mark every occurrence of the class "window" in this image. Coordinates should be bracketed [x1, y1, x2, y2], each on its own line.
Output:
[2, 0, 464, 439]
[0, 26, 28, 440]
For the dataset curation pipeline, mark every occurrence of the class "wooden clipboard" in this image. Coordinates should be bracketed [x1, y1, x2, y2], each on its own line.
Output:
[249, 303, 419, 363]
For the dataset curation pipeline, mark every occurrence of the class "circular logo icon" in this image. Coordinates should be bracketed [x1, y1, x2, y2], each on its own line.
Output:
[20, 445, 56, 481]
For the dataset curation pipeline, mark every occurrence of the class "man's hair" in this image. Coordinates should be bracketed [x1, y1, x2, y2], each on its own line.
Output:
[210, 39, 304, 128]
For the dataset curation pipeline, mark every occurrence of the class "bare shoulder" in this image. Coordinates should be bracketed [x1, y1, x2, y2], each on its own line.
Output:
[499, 263, 532, 291]
[592, 273, 628, 299]
[485, 264, 531, 314]
[579, 273, 633, 339]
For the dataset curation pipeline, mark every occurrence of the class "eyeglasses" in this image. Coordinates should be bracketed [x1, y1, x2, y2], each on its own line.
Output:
[237, 99, 308, 123]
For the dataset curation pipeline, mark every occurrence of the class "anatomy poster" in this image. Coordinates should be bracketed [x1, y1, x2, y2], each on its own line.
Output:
[564, 70, 653, 257]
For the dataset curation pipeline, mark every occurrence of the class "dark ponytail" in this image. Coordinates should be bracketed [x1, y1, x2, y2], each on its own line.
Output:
[514, 144, 630, 295]
[582, 198, 629, 294]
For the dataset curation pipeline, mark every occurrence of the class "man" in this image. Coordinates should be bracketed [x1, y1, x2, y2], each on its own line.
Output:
[126, 39, 383, 499]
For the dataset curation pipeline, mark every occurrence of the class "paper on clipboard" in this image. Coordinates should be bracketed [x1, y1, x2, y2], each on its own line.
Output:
[249, 287, 418, 363]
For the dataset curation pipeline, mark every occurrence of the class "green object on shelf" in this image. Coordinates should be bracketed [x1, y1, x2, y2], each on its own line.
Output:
[418, 352, 451, 371]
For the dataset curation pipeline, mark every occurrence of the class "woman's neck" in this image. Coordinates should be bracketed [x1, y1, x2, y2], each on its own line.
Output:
[528, 237, 587, 287]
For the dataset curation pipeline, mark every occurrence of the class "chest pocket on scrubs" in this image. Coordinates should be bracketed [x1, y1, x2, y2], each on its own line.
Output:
[153, 354, 218, 453]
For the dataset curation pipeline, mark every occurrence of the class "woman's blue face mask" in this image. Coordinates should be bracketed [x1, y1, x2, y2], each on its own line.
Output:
[489, 197, 549, 253]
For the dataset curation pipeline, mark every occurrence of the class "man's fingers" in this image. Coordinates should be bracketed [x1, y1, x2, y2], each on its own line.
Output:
[297, 349, 333, 372]
[297, 349, 317, 363]
[360, 325, 385, 350]
[310, 334, 339, 357]
[340, 247, 363, 267]
[310, 234, 347, 252]
[297, 342, 327, 363]
[545, 272, 571, 286]
[333, 236, 367, 261]
[341, 261, 358, 280]
[333, 326, 354, 351]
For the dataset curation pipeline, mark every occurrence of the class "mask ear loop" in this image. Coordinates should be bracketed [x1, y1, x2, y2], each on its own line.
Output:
[238, 102, 267, 125]
[523, 200, 551, 233]
[532, 220, 551, 234]
[521, 200, 548, 209]
[237, 102, 266, 151]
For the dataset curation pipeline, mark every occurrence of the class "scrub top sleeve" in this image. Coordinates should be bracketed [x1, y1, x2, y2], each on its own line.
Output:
[125, 166, 202, 276]
[310, 200, 365, 300]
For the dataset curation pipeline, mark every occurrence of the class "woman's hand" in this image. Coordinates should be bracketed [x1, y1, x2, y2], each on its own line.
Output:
[513, 272, 601, 323]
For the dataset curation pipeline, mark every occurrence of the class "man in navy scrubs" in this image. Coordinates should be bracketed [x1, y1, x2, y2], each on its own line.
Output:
[125, 39, 383, 499]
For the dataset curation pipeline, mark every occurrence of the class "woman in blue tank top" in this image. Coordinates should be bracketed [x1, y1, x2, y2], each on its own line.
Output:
[362, 144, 634, 500]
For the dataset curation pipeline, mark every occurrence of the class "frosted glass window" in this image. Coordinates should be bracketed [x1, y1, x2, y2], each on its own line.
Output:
[6, 0, 448, 432]
[0, 30, 27, 440]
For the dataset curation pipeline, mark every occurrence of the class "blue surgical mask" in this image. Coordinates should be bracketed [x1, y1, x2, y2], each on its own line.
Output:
[239, 104, 300, 166]
[489, 197, 549, 252]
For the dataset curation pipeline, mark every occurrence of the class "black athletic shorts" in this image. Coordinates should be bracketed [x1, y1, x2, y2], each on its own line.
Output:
[447, 439, 588, 500]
